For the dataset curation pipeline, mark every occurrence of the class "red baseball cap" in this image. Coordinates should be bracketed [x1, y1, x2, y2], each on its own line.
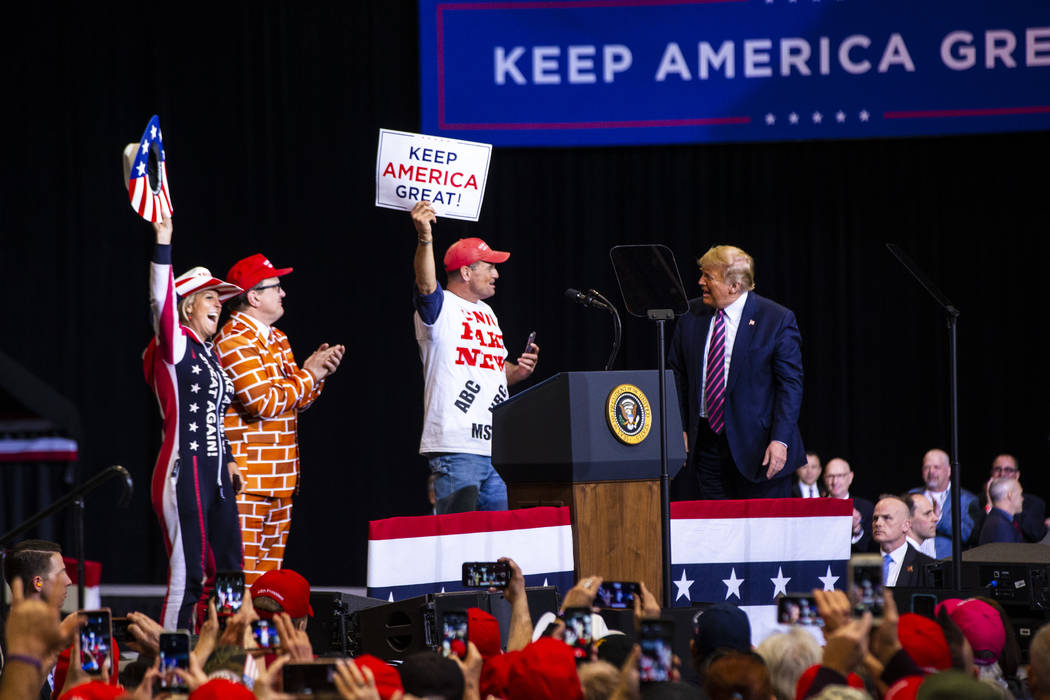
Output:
[353, 655, 403, 700]
[226, 253, 293, 292]
[505, 637, 583, 700]
[443, 238, 510, 272]
[468, 607, 502, 660]
[59, 682, 125, 700]
[250, 569, 313, 618]
[189, 679, 255, 700]
[898, 613, 952, 672]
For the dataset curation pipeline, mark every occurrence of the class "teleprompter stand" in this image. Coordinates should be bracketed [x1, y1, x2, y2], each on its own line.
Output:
[609, 244, 690, 606]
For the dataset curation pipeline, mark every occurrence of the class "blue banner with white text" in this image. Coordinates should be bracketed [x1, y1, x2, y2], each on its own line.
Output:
[419, 0, 1050, 146]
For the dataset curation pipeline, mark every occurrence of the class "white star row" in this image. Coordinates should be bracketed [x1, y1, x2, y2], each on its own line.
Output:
[673, 565, 840, 602]
[764, 110, 870, 126]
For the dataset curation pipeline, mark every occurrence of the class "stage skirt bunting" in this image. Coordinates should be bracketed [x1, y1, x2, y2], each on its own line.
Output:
[367, 506, 575, 601]
[670, 498, 853, 643]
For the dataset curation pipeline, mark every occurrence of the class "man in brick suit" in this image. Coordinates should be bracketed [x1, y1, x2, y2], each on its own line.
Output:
[216, 254, 344, 582]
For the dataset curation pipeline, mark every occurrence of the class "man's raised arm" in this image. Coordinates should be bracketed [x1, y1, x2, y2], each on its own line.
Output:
[412, 200, 438, 294]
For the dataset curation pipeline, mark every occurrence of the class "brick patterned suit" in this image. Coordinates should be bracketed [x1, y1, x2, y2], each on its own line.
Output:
[215, 310, 324, 582]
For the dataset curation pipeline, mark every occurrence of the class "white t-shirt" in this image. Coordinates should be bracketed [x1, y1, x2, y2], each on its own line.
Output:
[415, 290, 509, 456]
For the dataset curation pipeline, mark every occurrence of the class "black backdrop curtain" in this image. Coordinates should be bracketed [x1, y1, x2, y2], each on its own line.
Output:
[1, 4, 1047, 585]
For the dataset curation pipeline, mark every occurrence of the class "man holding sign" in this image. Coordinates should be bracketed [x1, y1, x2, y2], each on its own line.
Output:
[411, 200, 539, 512]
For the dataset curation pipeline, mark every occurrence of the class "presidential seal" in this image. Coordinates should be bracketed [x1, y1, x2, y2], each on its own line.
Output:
[606, 384, 652, 445]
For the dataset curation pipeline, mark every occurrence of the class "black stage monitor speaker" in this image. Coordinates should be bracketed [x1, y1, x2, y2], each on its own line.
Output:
[307, 591, 387, 656]
[355, 587, 560, 662]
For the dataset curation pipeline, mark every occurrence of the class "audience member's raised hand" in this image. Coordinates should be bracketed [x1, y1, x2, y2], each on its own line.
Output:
[821, 612, 873, 678]
[813, 588, 853, 637]
[253, 654, 291, 700]
[5, 578, 68, 666]
[219, 588, 259, 648]
[334, 658, 382, 700]
[193, 599, 220, 664]
[632, 582, 661, 633]
[127, 610, 163, 657]
[561, 575, 603, 613]
[450, 641, 484, 700]
[498, 557, 526, 603]
[173, 645, 210, 693]
[273, 612, 314, 662]
[125, 657, 162, 700]
[870, 588, 903, 664]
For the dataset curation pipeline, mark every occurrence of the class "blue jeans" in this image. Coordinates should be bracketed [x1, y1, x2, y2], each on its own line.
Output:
[427, 453, 508, 512]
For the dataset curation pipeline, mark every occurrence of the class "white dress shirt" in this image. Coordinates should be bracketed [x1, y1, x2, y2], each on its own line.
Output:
[700, 291, 748, 417]
[925, 488, 948, 521]
[907, 535, 937, 559]
[799, 482, 820, 498]
[883, 541, 909, 587]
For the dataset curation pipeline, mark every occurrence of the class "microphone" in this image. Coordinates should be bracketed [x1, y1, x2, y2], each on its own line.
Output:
[565, 288, 609, 310]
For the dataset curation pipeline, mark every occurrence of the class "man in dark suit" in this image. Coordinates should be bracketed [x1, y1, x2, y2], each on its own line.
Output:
[823, 458, 874, 552]
[792, 452, 826, 498]
[980, 478, 1025, 544]
[668, 245, 805, 499]
[978, 454, 1048, 543]
[873, 496, 936, 588]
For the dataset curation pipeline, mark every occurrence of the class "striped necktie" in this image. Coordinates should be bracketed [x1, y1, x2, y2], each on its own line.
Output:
[705, 309, 727, 434]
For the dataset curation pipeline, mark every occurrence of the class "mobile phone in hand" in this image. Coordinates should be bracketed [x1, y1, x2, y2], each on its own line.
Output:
[214, 570, 245, 630]
[461, 561, 510, 588]
[561, 607, 592, 659]
[776, 593, 823, 627]
[251, 619, 281, 649]
[639, 619, 674, 683]
[848, 554, 885, 622]
[79, 609, 112, 675]
[523, 331, 536, 355]
[159, 631, 191, 691]
[441, 610, 469, 659]
[593, 581, 639, 609]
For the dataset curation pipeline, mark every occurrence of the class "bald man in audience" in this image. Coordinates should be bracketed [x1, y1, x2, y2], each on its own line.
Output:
[979, 478, 1025, 544]
[822, 458, 873, 552]
[909, 448, 980, 558]
[873, 495, 935, 588]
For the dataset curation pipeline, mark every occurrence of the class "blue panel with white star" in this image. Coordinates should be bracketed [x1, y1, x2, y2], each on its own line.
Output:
[670, 560, 846, 606]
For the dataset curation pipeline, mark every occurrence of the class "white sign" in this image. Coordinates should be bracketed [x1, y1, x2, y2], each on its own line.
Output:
[375, 129, 492, 221]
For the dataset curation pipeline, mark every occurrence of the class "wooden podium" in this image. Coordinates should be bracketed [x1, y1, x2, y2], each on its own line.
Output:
[491, 371, 685, 605]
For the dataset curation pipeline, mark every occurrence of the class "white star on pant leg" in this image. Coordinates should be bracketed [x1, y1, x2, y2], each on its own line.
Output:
[674, 569, 695, 602]
[818, 565, 840, 591]
[771, 566, 791, 598]
[723, 568, 744, 600]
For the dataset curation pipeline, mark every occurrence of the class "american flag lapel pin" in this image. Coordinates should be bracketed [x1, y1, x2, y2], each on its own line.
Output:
[748, 319, 756, 326]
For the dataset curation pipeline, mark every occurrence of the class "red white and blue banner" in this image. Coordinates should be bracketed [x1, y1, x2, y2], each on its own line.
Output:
[670, 498, 852, 640]
[366, 507, 574, 601]
[0, 436, 78, 462]
[419, 0, 1050, 146]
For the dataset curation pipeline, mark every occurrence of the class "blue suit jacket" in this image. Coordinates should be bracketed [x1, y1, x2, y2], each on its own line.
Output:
[979, 507, 1023, 545]
[668, 293, 805, 483]
[909, 486, 980, 558]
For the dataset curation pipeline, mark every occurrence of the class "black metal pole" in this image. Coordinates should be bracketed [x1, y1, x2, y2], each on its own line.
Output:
[656, 317, 673, 607]
[75, 497, 86, 609]
[948, 315, 962, 591]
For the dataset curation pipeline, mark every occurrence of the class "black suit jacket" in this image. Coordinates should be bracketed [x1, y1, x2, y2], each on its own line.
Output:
[852, 497, 875, 553]
[893, 545, 937, 588]
[978, 492, 1047, 543]
[668, 294, 805, 483]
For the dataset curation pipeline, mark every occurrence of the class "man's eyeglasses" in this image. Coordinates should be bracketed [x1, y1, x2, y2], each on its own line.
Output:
[253, 282, 282, 293]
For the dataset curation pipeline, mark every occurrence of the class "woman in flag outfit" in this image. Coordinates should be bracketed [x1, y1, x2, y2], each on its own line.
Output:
[144, 211, 244, 630]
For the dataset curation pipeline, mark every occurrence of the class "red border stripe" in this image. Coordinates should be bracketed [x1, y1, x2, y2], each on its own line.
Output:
[369, 505, 570, 540]
[671, 498, 854, 519]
